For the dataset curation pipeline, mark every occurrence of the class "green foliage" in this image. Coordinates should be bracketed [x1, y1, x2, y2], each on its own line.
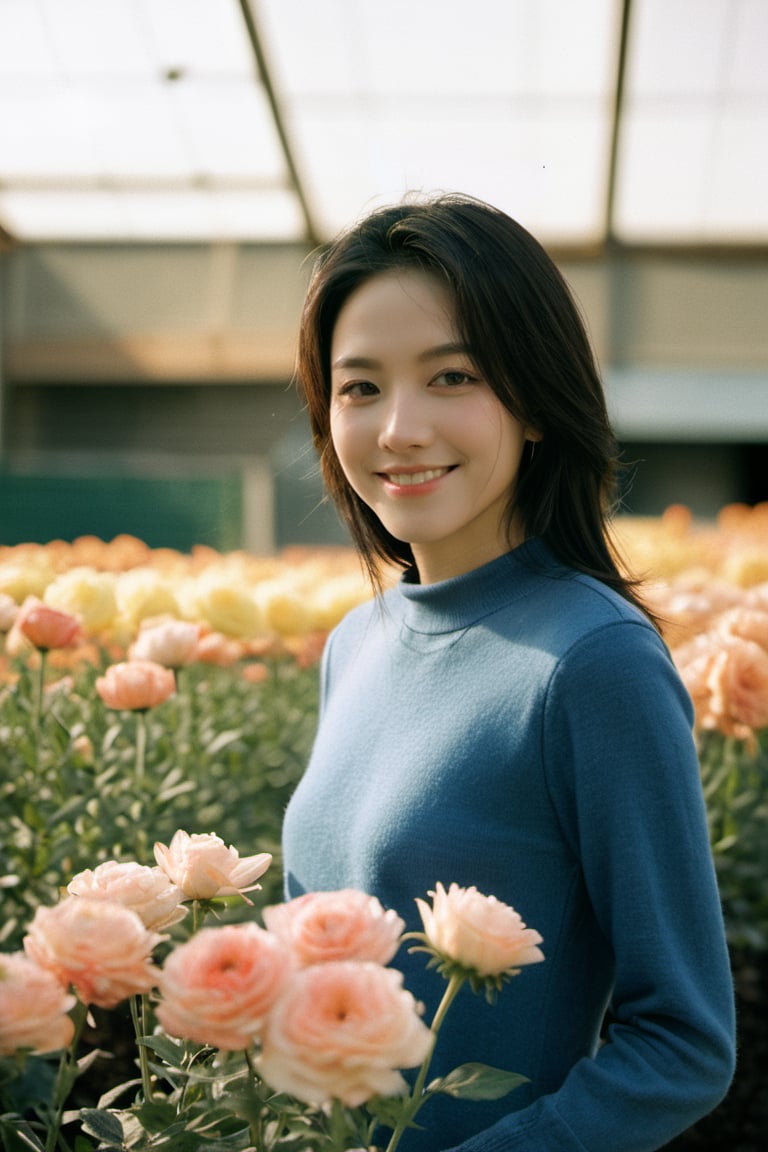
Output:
[698, 728, 768, 951]
[0, 654, 319, 951]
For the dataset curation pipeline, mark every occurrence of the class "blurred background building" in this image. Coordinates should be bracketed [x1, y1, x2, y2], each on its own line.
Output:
[0, 0, 766, 553]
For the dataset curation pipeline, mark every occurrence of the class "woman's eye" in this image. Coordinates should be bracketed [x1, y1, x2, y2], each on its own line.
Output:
[337, 380, 378, 399]
[435, 370, 475, 387]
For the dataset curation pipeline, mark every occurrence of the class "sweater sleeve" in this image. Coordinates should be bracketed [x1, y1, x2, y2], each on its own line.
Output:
[445, 620, 736, 1152]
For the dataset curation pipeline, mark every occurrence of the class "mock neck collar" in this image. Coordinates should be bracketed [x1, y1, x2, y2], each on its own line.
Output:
[394, 537, 553, 635]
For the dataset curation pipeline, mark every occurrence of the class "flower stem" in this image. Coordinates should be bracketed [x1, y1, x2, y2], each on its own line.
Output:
[383, 971, 466, 1152]
[34, 649, 48, 735]
[244, 1048, 263, 1150]
[135, 709, 147, 785]
[45, 998, 88, 1152]
[130, 993, 154, 1102]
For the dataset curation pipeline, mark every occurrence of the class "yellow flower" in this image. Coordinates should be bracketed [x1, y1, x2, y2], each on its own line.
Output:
[43, 567, 117, 633]
[188, 575, 263, 639]
[115, 567, 180, 628]
[255, 581, 311, 637]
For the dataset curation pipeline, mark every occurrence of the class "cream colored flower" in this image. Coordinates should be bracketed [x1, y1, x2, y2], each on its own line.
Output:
[154, 830, 272, 901]
[0, 953, 76, 1055]
[129, 618, 201, 667]
[23, 897, 161, 1009]
[263, 890, 404, 968]
[0, 591, 18, 632]
[415, 883, 544, 979]
[156, 924, 289, 1050]
[259, 961, 432, 1107]
[43, 567, 117, 633]
[67, 861, 187, 931]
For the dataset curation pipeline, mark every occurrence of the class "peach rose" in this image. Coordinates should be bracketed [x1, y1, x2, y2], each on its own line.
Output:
[706, 636, 768, 732]
[673, 636, 721, 728]
[129, 619, 201, 668]
[16, 596, 81, 651]
[154, 830, 271, 901]
[415, 883, 544, 978]
[156, 924, 289, 1050]
[96, 660, 176, 710]
[194, 630, 245, 666]
[0, 953, 76, 1055]
[259, 961, 433, 1106]
[716, 606, 768, 653]
[23, 897, 161, 1009]
[67, 861, 187, 931]
[263, 890, 404, 968]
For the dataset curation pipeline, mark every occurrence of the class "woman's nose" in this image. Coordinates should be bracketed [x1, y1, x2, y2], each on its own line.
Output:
[378, 391, 433, 452]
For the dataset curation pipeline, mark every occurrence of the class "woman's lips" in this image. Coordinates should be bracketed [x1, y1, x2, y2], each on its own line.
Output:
[383, 467, 451, 486]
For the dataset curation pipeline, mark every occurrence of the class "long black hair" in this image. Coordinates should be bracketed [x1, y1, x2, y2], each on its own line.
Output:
[296, 193, 652, 621]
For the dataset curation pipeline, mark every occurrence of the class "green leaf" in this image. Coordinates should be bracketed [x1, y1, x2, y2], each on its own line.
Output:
[0, 1115, 46, 1152]
[138, 1034, 190, 1068]
[79, 1107, 126, 1141]
[427, 1062, 529, 1101]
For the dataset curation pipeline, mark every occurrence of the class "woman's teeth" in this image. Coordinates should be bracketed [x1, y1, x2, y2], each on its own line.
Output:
[386, 468, 450, 486]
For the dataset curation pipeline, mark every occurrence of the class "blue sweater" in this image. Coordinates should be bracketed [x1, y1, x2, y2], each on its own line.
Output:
[282, 539, 736, 1152]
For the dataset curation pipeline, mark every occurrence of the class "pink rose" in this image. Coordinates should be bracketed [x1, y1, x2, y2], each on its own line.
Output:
[129, 619, 201, 668]
[706, 635, 768, 733]
[259, 961, 433, 1106]
[195, 630, 244, 666]
[156, 924, 289, 1050]
[16, 595, 81, 651]
[23, 897, 162, 1009]
[68, 861, 187, 931]
[415, 883, 544, 978]
[154, 830, 272, 901]
[96, 660, 176, 711]
[0, 953, 76, 1055]
[716, 606, 768, 653]
[263, 889, 404, 967]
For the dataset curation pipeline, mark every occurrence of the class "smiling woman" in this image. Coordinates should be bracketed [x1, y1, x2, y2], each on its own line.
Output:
[328, 269, 536, 585]
[282, 193, 736, 1152]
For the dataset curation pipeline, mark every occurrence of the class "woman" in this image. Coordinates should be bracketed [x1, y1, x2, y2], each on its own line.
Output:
[282, 194, 735, 1151]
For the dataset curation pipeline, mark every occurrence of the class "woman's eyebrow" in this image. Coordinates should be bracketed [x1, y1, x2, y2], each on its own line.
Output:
[417, 342, 472, 362]
[332, 343, 471, 370]
[331, 354, 381, 370]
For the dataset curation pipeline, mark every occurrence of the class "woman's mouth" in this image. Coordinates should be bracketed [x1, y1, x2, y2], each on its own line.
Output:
[381, 467, 453, 487]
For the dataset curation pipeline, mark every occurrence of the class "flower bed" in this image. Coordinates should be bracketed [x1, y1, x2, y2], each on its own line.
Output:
[1, 504, 767, 1149]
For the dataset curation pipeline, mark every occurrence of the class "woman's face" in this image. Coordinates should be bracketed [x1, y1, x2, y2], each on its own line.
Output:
[329, 269, 537, 584]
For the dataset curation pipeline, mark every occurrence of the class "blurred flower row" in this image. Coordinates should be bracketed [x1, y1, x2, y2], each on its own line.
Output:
[0, 538, 373, 681]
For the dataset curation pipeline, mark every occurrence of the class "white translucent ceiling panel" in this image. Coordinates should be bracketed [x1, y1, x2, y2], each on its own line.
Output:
[257, 0, 619, 242]
[615, 0, 768, 241]
[0, 0, 300, 239]
[0, 188, 305, 242]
